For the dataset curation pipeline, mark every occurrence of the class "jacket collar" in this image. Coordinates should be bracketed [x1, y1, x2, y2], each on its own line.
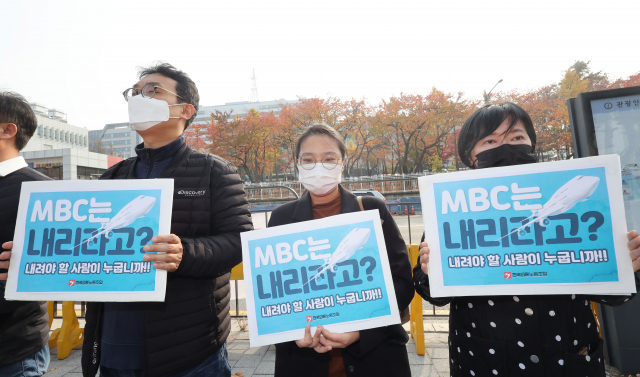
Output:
[134, 136, 185, 163]
[292, 185, 360, 221]
[126, 142, 192, 179]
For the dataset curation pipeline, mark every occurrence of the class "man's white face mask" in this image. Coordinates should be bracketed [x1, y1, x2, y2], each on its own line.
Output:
[297, 164, 343, 196]
[128, 95, 185, 131]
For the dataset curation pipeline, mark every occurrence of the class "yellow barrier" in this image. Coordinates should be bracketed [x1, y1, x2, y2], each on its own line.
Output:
[230, 262, 243, 281]
[408, 244, 425, 355]
[46, 302, 85, 359]
[47, 301, 60, 349]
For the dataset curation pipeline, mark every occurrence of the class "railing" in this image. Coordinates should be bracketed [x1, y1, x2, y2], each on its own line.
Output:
[245, 185, 300, 201]
[245, 177, 422, 200]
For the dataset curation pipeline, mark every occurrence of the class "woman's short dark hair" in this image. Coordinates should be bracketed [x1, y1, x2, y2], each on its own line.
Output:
[138, 62, 200, 130]
[458, 102, 536, 168]
[295, 123, 347, 161]
[0, 91, 38, 151]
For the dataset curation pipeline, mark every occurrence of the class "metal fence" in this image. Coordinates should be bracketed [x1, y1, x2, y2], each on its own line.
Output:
[245, 177, 422, 200]
[50, 301, 86, 318]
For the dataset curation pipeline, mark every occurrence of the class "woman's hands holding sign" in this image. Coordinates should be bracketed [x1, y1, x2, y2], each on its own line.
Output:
[296, 324, 360, 353]
[0, 241, 13, 280]
[628, 230, 640, 272]
[419, 241, 430, 275]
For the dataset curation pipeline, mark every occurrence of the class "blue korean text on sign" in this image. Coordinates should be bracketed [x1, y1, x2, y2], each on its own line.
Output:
[247, 220, 390, 336]
[433, 167, 618, 286]
[17, 189, 162, 292]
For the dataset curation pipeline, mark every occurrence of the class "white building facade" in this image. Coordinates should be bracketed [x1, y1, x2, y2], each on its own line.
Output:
[19, 103, 122, 180]
[24, 103, 90, 152]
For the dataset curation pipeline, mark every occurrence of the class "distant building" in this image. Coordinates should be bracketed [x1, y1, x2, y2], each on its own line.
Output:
[89, 123, 142, 159]
[24, 103, 89, 152]
[20, 149, 123, 180]
[20, 103, 122, 180]
[193, 99, 300, 124]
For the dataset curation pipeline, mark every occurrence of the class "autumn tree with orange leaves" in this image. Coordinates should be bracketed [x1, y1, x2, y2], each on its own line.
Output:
[183, 62, 639, 180]
[276, 97, 343, 175]
[206, 109, 279, 182]
[183, 122, 214, 152]
[373, 89, 474, 174]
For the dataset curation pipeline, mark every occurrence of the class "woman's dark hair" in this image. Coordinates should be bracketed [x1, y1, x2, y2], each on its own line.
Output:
[0, 91, 38, 150]
[295, 123, 347, 161]
[458, 102, 536, 168]
[138, 62, 200, 130]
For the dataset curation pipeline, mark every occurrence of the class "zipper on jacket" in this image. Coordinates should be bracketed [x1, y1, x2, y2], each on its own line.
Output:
[145, 149, 154, 179]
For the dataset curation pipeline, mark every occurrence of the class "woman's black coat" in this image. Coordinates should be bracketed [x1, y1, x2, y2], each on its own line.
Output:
[414, 235, 640, 377]
[268, 186, 414, 377]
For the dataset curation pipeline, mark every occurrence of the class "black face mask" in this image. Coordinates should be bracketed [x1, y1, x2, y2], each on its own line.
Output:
[474, 144, 537, 169]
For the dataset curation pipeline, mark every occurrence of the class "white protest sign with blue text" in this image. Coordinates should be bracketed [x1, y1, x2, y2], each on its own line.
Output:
[5, 179, 174, 302]
[419, 155, 636, 297]
[241, 210, 400, 347]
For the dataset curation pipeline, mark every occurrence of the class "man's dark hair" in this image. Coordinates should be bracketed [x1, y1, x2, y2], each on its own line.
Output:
[295, 123, 347, 161]
[138, 62, 200, 130]
[458, 102, 536, 168]
[0, 91, 38, 150]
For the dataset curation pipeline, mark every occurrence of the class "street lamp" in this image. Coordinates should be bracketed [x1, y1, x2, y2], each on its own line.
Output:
[483, 79, 503, 103]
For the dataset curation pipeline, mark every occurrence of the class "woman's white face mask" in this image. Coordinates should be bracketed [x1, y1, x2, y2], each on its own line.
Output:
[297, 163, 343, 196]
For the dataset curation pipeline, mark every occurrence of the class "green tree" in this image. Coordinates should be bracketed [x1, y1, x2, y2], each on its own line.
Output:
[569, 60, 608, 90]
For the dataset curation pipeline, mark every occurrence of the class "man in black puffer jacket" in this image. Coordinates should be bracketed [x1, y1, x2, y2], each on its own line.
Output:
[81, 63, 253, 377]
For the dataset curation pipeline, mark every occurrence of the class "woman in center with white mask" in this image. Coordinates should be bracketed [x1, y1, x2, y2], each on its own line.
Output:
[268, 123, 413, 377]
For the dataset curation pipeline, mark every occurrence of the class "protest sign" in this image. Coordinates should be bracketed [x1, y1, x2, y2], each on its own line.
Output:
[419, 155, 636, 297]
[241, 210, 400, 347]
[4, 179, 174, 302]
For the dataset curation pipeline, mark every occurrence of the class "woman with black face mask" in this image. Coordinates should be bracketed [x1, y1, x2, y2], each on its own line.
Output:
[413, 102, 640, 377]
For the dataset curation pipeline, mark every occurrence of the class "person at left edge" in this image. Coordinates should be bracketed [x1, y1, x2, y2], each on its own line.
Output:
[80, 63, 253, 377]
[0, 92, 51, 377]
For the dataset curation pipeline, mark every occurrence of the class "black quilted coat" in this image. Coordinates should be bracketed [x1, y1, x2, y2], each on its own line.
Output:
[81, 143, 253, 377]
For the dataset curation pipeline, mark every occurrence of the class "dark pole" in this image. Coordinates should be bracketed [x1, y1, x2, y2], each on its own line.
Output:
[453, 125, 460, 170]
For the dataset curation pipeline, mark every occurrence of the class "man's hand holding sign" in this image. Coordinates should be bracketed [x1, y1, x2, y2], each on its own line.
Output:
[143, 235, 183, 272]
[1, 233, 184, 281]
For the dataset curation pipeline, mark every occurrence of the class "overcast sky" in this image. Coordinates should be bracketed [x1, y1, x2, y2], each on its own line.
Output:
[1, 0, 638, 130]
